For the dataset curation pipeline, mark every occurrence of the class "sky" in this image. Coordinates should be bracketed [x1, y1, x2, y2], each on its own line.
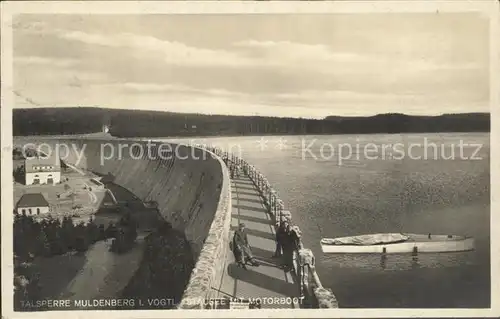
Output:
[12, 13, 490, 119]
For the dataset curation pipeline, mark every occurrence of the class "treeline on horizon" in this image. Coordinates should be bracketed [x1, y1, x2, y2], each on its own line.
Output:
[13, 107, 490, 137]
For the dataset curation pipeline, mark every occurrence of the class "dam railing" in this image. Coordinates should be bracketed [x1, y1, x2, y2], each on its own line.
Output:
[180, 143, 338, 309]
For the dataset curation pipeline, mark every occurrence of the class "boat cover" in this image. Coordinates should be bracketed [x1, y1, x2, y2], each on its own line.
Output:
[321, 233, 410, 246]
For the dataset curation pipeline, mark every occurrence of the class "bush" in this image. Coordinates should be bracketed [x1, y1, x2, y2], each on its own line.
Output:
[105, 223, 118, 239]
[13, 213, 112, 308]
[13, 213, 104, 260]
[98, 224, 106, 241]
[158, 221, 172, 235]
[75, 236, 89, 252]
[109, 224, 137, 254]
[35, 231, 51, 257]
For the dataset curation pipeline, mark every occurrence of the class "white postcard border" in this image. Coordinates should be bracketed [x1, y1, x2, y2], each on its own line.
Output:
[1, 1, 498, 318]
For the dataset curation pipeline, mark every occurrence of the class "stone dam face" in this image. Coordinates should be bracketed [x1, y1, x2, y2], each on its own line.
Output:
[14, 137, 232, 304]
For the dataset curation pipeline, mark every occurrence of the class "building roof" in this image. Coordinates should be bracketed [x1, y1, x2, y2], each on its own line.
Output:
[25, 155, 61, 173]
[17, 193, 50, 208]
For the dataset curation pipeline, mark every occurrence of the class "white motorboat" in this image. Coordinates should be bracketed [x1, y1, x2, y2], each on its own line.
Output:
[320, 233, 475, 254]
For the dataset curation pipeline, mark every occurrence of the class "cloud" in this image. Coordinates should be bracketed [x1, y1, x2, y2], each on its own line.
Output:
[108, 82, 248, 100]
[15, 21, 255, 67]
[267, 88, 485, 108]
[15, 20, 484, 80]
[234, 39, 482, 75]
[14, 56, 79, 68]
[120, 82, 193, 93]
[12, 15, 488, 117]
[16, 24, 436, 74]
[12, 20, 47, 33]
[233, 40, 361, 63]
[58, 31, 254, 68]
[14, 60, 109, 90]
[59, 30, 480, 80]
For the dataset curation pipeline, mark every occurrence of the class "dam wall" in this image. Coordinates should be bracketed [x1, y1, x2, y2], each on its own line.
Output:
[13, 138, 232, 304]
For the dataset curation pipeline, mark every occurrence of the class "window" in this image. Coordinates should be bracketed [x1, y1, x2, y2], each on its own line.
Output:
[22, 209, 26, 214]
[28, 208, 32, 215]
[37, 208, 40, 215]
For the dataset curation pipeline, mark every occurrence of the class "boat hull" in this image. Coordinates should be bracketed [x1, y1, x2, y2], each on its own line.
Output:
[320, 233, 475, 254]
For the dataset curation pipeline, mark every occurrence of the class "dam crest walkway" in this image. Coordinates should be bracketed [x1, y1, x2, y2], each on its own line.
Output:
[214, 174, 299, 309]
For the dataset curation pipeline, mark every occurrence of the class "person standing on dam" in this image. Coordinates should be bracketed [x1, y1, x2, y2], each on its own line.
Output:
[281, 224, 300, 272]
[273, 220, 288, 259]
[233, 223, 259, 269]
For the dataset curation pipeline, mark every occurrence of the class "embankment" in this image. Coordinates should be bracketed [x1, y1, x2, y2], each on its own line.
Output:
[13, 138, 232, 306]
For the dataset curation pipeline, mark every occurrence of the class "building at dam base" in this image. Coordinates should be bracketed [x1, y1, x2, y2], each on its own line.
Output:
[12, 137, 336, 309]
[15, 193, 50, 216]
[24, 155, 61, 186]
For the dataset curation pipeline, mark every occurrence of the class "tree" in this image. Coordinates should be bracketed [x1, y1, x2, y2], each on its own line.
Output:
[72, 221, 88, 252]
[126, 222, 138, 246]
[158, 221, 172, 235]
[105, 223, 117, 239]
[119, 211, 132, 226]
[25, 273, 42, 308]
[86, 219, 99, 243]
[61, 216, 76, 250]
[44, 219, 67, 256]
[14, 215, 28, 259]
[110, 229, 126, 253]
[35, 230, 51, 257]
[74, 236, 89, 253]
[60, 160, 69, 172]
[14, 274, 29, 310]
[98, 224, 106, 241]
[50, 231, 67, 255]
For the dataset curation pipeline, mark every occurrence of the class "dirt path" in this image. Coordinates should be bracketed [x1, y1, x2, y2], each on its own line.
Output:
[65, 163, 86, 176]
[61, 234, 147, 300]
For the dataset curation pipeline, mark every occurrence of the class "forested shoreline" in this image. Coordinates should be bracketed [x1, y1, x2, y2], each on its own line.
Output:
[13, 107, 490, 137]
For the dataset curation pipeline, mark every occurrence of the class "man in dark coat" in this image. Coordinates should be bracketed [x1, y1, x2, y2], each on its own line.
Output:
[273, 221, 288, 258]
[233, 223, 259, 269]
[281, 224, 299, 272]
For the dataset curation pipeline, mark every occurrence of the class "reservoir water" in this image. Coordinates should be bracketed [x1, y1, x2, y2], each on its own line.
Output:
[163, 133, 490, 308]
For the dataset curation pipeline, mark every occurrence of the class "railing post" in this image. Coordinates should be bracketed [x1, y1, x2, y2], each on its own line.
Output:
[278, 199, 285, 223]
[259, 174, 263, 194]
[272, 194, 277, 216]
[268, 190, 275, 214]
